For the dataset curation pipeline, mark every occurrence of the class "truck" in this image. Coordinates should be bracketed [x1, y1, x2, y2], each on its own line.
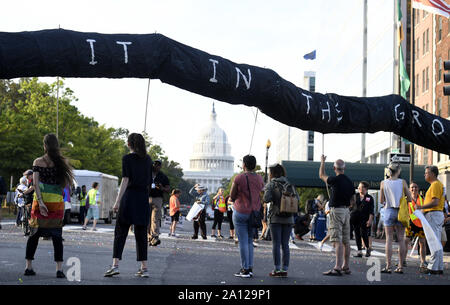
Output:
[70, 169, 118, 224]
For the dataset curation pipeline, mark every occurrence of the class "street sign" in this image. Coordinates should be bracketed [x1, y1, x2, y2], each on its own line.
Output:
[389, 153, 411, 164]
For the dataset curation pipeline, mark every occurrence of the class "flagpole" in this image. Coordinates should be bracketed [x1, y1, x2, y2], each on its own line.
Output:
[409, 1, 415, 184]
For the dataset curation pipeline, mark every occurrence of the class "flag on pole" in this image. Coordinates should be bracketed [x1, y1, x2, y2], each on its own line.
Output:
[303, 50, 316, 60]
[398, 0, 410, 99]
[412, 0, 450, 18]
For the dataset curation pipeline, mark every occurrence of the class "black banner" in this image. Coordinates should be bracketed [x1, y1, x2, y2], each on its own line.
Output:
[0, 29, 448, 154]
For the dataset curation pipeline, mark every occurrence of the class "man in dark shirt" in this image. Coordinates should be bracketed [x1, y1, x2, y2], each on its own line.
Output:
[148, 160, 170, 246]
[319, 155, 355, 276]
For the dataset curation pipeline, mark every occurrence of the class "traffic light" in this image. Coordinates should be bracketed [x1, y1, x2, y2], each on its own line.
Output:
[444, 60, 450, 96]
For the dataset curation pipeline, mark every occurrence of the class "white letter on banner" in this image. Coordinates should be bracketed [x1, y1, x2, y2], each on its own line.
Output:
[321, 101, 331, 123]
[366, 257, 381, 282]
[432, 119, 444, 136]
[301, 93, 312, 115]
[235, 67, 251, 89]
[412, 110, 422, 127]
[335, 102, 343, 122]
[209, 59, 219, 83]
[86, 39, 97, 65]
[116, 41, 132, 64]
[394, 104, 405, 122]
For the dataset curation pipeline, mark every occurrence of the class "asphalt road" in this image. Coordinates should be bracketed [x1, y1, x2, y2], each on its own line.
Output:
[0, 217, 449, 286]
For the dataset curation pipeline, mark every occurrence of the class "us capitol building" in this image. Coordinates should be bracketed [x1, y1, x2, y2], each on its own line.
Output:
[183, 104, 234, 193]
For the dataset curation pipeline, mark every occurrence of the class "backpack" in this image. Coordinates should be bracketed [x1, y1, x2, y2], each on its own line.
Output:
[270, 181, 299, 218]
[0, 176, 7, 195]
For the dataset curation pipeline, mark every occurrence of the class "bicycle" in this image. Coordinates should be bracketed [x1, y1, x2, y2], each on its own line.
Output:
[20, 204, 31, 236]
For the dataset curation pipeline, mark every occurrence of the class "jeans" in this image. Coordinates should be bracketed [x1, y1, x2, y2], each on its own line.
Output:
[233, 210, 254, 270]
[425, 211, 444, 271]
[270, 223, 292, 271]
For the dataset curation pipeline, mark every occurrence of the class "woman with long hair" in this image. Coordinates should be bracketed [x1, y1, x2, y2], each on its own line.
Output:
[104, 133, 153, 278]
[24, 133, 74, 278]
[379, 162, 412, 274]
[263, 163, 298, 277]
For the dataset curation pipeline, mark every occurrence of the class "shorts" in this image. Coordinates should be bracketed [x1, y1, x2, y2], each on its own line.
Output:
[405, 221, 425, 239]
[383, 207, 402, 227]
[86, 205, 99, 220]
[171, 211, 180, 222]
[329, 207, 350, 244]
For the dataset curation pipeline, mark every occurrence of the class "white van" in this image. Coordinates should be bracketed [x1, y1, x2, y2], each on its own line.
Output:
[70, 170, 118, 224]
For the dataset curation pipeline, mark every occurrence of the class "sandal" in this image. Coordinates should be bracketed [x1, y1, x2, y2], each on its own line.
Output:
[342, 267, 351, 275]
[394, 267, 403, 274]
[381, 267, 392, 274]
[323, 268, 342, 276]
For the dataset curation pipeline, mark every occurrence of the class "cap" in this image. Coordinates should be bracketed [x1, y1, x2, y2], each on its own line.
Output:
[23, 169, 33, 176]
[195, 184, 207, 191]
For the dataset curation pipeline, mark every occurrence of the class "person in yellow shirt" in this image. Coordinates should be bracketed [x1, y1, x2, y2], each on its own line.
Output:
[416, 165, 445, 275]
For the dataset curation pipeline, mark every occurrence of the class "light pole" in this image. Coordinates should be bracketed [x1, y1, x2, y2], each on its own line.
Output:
[264, 139, 271, 183]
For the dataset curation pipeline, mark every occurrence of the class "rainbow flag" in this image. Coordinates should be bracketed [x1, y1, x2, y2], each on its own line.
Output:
[29, 183, 64, 228]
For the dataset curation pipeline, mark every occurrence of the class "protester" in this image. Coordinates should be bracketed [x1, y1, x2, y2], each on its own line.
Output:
[260, 202, 269, 240]
[264, 163, 299, 277]
[0, 175, 7, 230]
[78, 185, 87, 224]
[319, 155, 355, 276]
[225, 195, 235, 239]
[211, 188, 226, 239]
[416, 165, 445, 275]
[14, 177, 29, 227]
[405, 182, 427, 271]
[351, 181, 374, 258]
[148, 159, 170, 246]
[230, 155, 264, 278]
[82, 182, 101, 231]
[104, 133, 152, 278]
[294, 214, 311, 241]
[189, 184, 210, 240]
[379, 162, 412, 274]
[169, 189, 181, 237]
[319, 200, 331, 251]
[24, 133, 74, 278]
[309, 194, 324, 241]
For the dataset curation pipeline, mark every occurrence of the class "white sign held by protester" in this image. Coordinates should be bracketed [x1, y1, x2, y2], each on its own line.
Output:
[413, 210, 443, 254]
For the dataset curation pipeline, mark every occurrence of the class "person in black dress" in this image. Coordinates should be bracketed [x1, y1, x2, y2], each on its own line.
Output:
[352, 181, 374, 258]
[104, 133, 152, 278]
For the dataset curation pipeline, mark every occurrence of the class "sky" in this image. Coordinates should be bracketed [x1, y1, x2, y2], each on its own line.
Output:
[2, 0, 374, 172]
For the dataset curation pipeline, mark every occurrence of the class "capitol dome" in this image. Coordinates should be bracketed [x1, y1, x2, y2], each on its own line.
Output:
[183, 104, 234, 193]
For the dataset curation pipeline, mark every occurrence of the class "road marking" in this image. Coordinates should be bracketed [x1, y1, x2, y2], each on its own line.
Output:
[308, 242, 333, 252]
[63, 225, 114, 233]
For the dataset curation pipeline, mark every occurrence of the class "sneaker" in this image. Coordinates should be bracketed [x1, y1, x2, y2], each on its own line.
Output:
[24, 269, 36, 276]
[248, 268, 254, 277]
[269, 270, 286, 277]
[104, 265, 120, 277]
[82, 226, 87, 231]
[234, 269, 251, 278]
[191, 235, 198, 240]
[56, 270, 66, 278]
[253, 241, 258, 248]
[135, 268, 149, 278]
[202, 236, 207, 240]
